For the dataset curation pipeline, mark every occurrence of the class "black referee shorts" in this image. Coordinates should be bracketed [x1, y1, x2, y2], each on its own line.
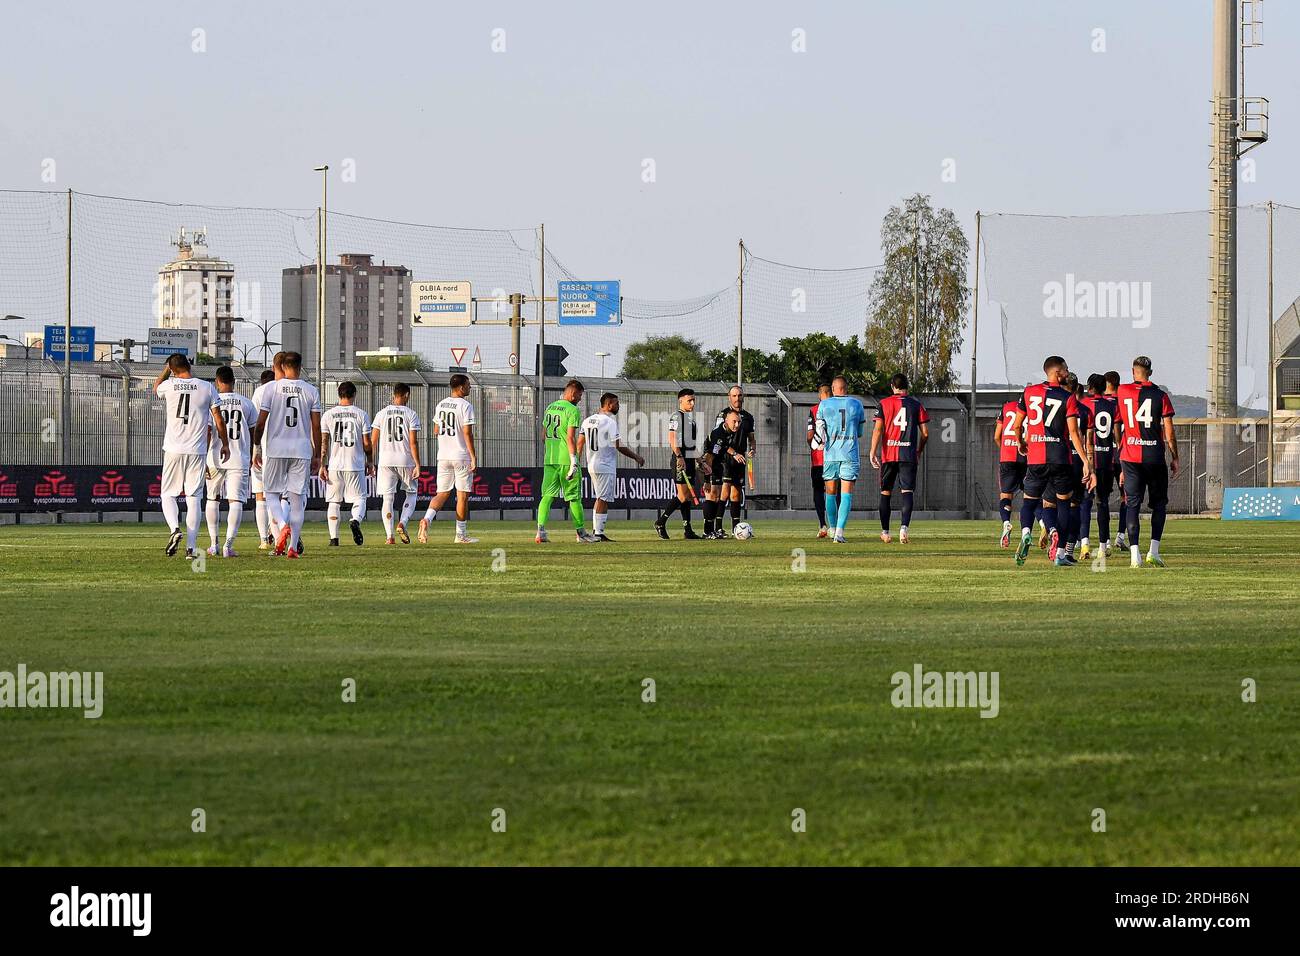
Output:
[710, 455, 745, 487]
[672, 456, 697, 486]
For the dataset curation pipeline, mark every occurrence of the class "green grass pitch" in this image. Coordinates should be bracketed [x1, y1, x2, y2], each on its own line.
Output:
[1, 518, 1296, 866]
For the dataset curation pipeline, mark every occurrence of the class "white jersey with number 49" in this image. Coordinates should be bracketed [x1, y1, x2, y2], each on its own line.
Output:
[432, 396, 474, 463]
[321, 404, 371, 472]
[157, 377, 219, 456]
[258, 378, 323, 460]
[208, 393, 257, 471]
[581, 412, 621, 472]
[372, 405, 420, 469]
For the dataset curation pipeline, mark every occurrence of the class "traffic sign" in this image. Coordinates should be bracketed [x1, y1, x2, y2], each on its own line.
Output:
[536, 344, 569, 377]
[412, 281, 472, 327]
[450, 347, 467, 365]
[472, 346, 482, 367]
[557, 280, 620, 326]
[147, 327, 199, 361]
[44, 325, 95, 362]
[508, 352, 518, 369]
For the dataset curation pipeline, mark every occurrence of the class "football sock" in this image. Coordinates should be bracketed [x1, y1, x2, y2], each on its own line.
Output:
[456, 519, 468, 538]
[1042, 504, 1058, 536]
[351, 500, 366, 523]
[382, 493, 396, 538]
[225, 501, 243, 544]
[825, 494, 839, 530]
[538, 495, 554, 529]
[999, 498, 1012, 527]
[1150, 502, 1167, 543]
[398, 491, 418, 528]
[162, 495, 181, 532]
[1131, 544, 1142, 563]
[327, 502, 341, 540]
[1097, 497, 1109, 543]
[255, 499, 269, 540]
[1019, 498, 1037, 533]
[729, 499, 741, 528]
[702, 499, 715, 535]
[594, 511, 607, 535]
[879, 493, 892, 532]
[1080, 497, 1093, 543]
[1149, 538, 1161, 558]
[423, 505, 438, 523]
[680, 502, 692, 530]
[900, 492, 914, 528]
[184, 495, 202, 552]
[264, 494, 286, 534]
[837, 493, 853, 531]
[813, 480, 826, 527]
[287, 491, 307, 549]
[205, 498, 221, 547]
[1126, 503, 1141, 548]
[568, 499, 585, 530]
[1068, 503, 1081, 545]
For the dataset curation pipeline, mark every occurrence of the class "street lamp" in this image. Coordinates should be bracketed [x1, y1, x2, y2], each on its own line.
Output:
[232, 315, 304, 365]
[313, 164, 329, 384]
[0, 334, 34, 361]
[595, 351, 610, 377]
[2, 314, 27, 322]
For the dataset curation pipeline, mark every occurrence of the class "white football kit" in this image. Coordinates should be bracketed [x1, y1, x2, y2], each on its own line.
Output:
[372, 404, 421, 494]
[257, 378, 323, 495]
[157, 376, 221, 498]
[321, 404, 371, 504]
[433, 395, 475, 493]
[582, 411, 621, 502]
[206, 392, 257, 502]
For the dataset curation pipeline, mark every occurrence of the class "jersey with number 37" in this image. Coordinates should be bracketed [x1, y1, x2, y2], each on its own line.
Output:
[1017, 382, 1079, 466]
[372, 404, 420, 469]
[433, 396, 474, 463]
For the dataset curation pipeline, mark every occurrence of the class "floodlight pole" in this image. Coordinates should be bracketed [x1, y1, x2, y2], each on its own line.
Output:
[737, 239, 745, 385]
[1267, 200, 1275, 486]
[967, 211, 981, 519]
[63, 188, 72, 465]
[315, 165, 329, 386]
[537, 223, 545, 470]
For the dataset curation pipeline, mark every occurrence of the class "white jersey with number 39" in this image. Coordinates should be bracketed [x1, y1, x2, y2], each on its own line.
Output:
[433, 396, 474, 463]
[581, 412, 620, 472]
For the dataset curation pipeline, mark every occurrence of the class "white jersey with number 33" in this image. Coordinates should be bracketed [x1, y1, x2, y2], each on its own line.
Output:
[208, 393, 257, 471]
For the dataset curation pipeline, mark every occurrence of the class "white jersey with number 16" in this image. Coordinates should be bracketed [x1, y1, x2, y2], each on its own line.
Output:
[373, 404, 420, 469]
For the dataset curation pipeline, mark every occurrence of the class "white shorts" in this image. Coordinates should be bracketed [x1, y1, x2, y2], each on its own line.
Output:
[327, 469, 366, 504]
[377, 465, 416, 495]
[161, 453, 205, 499]
[250, 457, 264, 494]
[206, 468, 250, 502]
[436, 460, 473, 494]
[263, 457, 310, 495]
[589, 469, 617, 502]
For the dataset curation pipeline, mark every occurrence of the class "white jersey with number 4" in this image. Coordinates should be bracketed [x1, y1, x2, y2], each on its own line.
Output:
[156, 377, 220, 456]
[321, 404, 371, 472]
[581, 412, 621, 473]
[258, 378, 323, 460]
[433, 396, 474, 463]
[372, 405, 420, 469]
[208, 393, 257, 471]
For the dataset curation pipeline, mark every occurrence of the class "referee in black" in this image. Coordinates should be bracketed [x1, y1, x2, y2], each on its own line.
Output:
[711, 384, 756, 535]
[655, 387, 701, 539]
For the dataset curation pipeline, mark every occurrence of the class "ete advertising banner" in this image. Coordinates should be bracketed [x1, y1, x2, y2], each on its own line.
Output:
[0, 466, 678, 513]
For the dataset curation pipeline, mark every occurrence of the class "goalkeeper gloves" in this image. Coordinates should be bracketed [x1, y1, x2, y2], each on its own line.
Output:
[566, 453, 578, 481]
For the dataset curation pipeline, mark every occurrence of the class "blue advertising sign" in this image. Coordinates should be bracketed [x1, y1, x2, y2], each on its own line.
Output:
[1221, 487, 1300, 520]
[557, 280, 620, 326]
[43, 325, 95, 362]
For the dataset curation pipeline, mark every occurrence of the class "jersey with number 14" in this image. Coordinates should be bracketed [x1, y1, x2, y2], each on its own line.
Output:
[1017, 382, 1079, 466]
[542, 399, 581, 466]
[1116, 382, 1175, 464]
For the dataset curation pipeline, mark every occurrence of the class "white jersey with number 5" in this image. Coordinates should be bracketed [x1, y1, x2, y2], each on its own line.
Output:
[321, 404, 371, 472]
[208, 393, 257, 471]
[156, 377, 219, 455]
[258, 378, 323, 459]
[581, 412, 620, 473]
[433, 396, 474, 462]
[373, 404, 420, 468]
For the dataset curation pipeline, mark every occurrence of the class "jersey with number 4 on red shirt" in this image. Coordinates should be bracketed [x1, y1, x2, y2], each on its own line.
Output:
[1017, 382, 1079, 465]
[875, 394, 929, 463]
[1116, 381, 1174, 465]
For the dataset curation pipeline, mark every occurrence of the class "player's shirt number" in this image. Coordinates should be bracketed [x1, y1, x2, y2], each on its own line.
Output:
[332, 420, 355, 447]
[386, 415, 407, 444]
[891, 408, 907, 432]
[437, 410, 459, 437]
[544, 413, 565, 441]
[1123, 397, 1153, 428]
[221, 407, 243, 441]
[584, 425, 600, 452]
[285, 396, 299, 429]
[174, 393, 192, 425]
[1002, 409, 1018, 438]
[1094, 410, 1112, 440]
[1026, 396, 1061, 427]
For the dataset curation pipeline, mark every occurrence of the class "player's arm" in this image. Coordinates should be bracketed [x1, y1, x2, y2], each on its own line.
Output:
[319, 426, 331, 481]
[152, 365, 171, 393]
[806, 412, 816, 449]
[917, 421, 929, 457]
[369, 426, 381, 474]
[1163, 415, 1180, 478]
[212, 402, 230, 463]
[1067, 416, 1094, 488]
[1011, 409, 1028, 456]
[310, 411, 322, 470]
[868, 419, 884, 469]
[615, 439, 644, 467]
[407, 424, 421, 480]
[565, 423, 579, 479]
[463, 424, 477, 472]
[252, 409, 270, 465]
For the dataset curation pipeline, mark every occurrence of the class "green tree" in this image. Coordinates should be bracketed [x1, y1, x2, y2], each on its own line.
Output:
[357, 355, 435, 373]
[702, 347, 782, 384]
[194, 352, 219, 367]
[865, 193, 969, 392]
[772, 332, 878, 394]
[619, 334, 709, 380]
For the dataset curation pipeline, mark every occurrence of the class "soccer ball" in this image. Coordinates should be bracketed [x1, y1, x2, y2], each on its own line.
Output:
[733, 522, 754, 540]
